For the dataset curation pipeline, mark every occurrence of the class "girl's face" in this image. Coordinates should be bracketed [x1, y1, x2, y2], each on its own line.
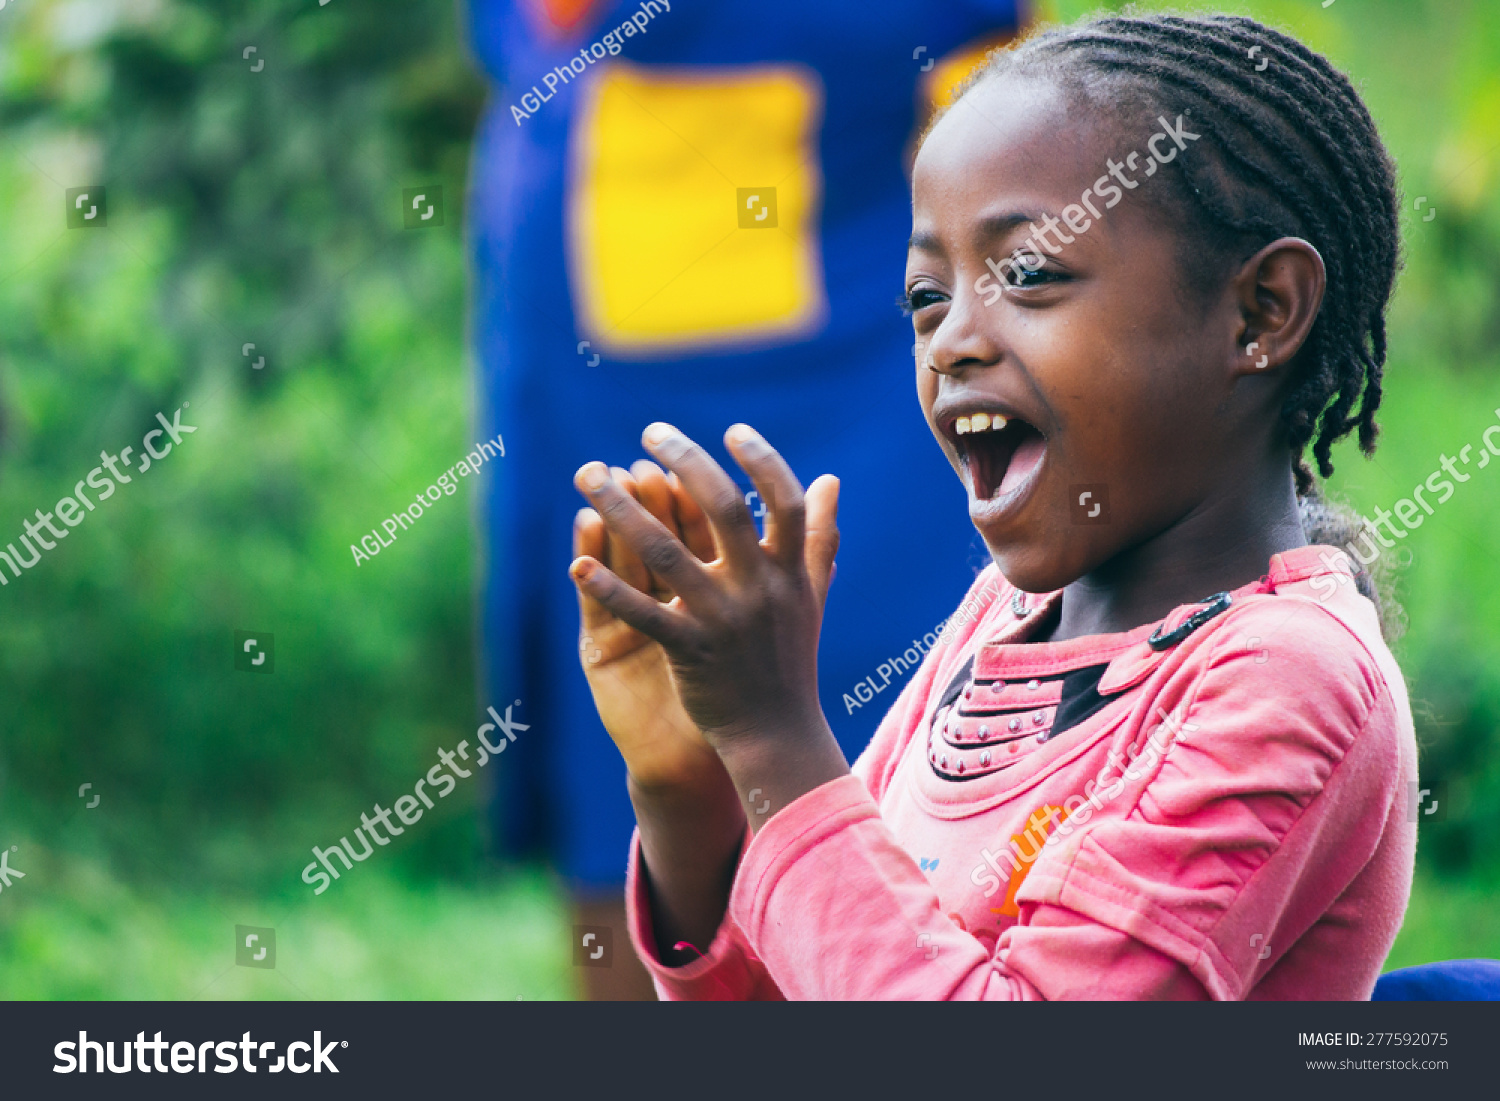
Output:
[908, 74, 1253, 593]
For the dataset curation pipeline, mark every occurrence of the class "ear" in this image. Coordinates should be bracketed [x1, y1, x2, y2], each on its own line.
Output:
[1228, 237, 1326, 379]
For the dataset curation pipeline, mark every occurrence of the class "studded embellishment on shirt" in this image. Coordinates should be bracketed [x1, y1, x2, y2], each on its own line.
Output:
[927, 675, 1067, 781]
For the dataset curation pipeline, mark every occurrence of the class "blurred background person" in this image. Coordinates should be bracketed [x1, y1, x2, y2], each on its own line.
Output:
[463, 0, 1029, 997]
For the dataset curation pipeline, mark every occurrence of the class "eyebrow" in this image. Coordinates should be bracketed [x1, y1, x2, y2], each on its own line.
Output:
[978, 211, 1049, 239]
[908, 230, 943, 252]
[907, 211, 1057, 253]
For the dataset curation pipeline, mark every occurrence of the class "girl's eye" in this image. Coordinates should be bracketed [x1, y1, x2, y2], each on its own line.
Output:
[900, 286, 947, 315]
[1008, 265, 1064, 289]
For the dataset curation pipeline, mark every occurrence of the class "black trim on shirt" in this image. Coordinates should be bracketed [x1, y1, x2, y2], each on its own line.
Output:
[1050, 663, 1115, 739]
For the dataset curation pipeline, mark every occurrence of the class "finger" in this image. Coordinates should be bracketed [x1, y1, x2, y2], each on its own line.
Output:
[804, 474, 841, 609]
[574, 461, 715, 606]
[606, 467, 652, 596]
[724, 424, 808, 572]
[629, 460, 681, 598]
[640, 423, 762, 573]
[629, 460, 675, 530]
[574, 506, 608, 567]
[667, 470, 717, 563]
[573, 508, 616, 631]
[570, 557, 692, 651]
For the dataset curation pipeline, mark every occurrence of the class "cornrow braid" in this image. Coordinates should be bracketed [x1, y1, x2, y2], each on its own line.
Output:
[933, 12, 1402, 496]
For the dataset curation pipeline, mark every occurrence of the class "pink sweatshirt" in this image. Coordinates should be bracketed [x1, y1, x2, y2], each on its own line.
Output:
[625, 546, 1418, 1000]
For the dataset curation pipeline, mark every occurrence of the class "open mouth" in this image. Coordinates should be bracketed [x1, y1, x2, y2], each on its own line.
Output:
[949, 412, 1047, 503]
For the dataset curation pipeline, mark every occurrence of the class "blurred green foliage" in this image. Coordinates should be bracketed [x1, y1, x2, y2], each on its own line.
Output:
[0, 0, 490, 897]
[0, 0, 1496, 998]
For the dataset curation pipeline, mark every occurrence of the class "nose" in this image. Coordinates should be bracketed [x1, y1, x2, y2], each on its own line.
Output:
[923, 279, 1005, 376]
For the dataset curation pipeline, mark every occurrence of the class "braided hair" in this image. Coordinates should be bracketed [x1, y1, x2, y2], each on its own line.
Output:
[929, 12, 1404, 632]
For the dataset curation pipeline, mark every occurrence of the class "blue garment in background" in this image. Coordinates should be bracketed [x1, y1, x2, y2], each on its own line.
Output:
[466, 0, 1023, 889]
[1372, 960, 1500, 1000]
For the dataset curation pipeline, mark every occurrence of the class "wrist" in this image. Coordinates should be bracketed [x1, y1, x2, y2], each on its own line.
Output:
[625, 740, 733, 799]
[710, 709, 839, 771]
[712, 715, 850, 830]
[702, 697, 832, 756]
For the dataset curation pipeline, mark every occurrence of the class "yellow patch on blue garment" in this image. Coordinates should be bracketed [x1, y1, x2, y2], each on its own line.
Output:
[568, 63, 827, 357]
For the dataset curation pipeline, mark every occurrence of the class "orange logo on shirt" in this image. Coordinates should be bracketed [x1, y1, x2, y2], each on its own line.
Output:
[995, 804, 1066, 917]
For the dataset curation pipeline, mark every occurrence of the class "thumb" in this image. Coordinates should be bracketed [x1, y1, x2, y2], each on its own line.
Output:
[804, 474, 840, 610]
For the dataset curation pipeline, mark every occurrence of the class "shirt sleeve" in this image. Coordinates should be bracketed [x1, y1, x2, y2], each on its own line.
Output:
[622, 568, 1008, 999]
[725, 600, 1406, 1000]
[624, 826, 785, 1001]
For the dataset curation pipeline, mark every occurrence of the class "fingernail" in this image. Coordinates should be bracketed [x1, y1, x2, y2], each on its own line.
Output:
[727, 424, 758, 447]
[578, 462, 610, 491]
[643, 423, 676, 447]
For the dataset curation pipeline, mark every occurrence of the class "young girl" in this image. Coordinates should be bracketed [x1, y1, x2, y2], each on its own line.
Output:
[566, 12, 1416, 999]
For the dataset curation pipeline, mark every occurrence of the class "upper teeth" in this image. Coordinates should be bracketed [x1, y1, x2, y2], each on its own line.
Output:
[956, 413, 1008, 435]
